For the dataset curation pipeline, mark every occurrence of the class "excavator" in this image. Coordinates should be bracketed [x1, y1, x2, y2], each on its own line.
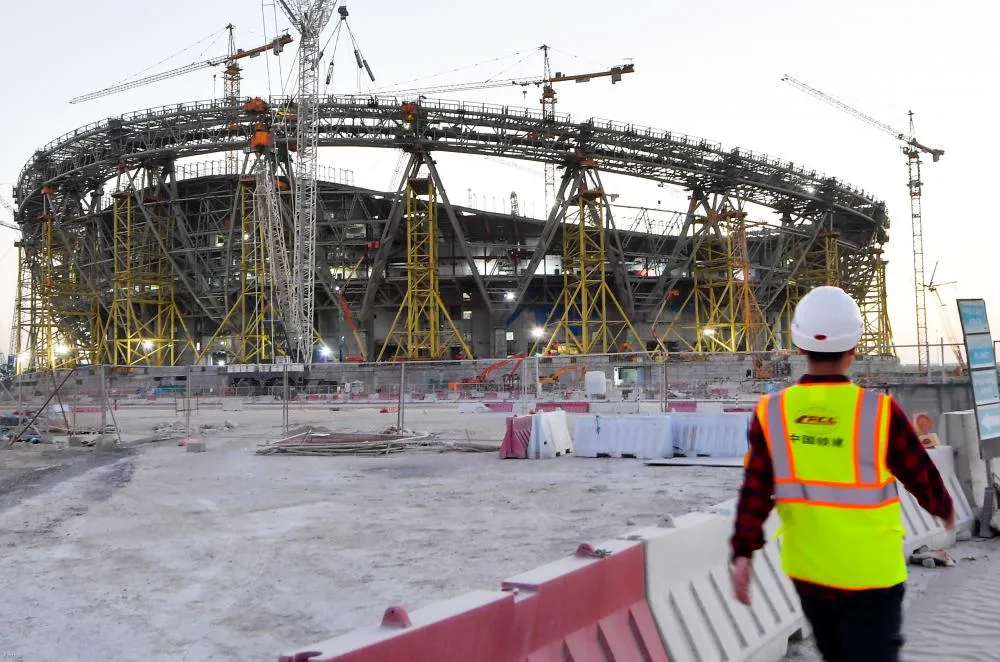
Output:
[539, 364, 586, 385]
[452, 353, 527, 392]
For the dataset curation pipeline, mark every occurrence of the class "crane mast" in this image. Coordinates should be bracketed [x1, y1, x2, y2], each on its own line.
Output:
[781, 75, 944, 371]
[278, 0, 337, 365]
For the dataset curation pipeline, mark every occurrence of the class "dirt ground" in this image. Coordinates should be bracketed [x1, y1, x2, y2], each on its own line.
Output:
[0, 401, 743, 661]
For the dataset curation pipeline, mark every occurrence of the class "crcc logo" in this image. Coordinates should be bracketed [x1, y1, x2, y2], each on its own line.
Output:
[795, 415, 838, 426]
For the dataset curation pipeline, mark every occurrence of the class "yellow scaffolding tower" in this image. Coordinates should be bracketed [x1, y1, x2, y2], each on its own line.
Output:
[780, 230, 841, 345]
[658, 211, 773, 352]
[533, 173, 645, 355]
[100, 191, 194, 366]
[858, 249, 895, 356]
[197, 177, 281, 364]
[379, 175, 472, 361]
[38, 214, 98, 368]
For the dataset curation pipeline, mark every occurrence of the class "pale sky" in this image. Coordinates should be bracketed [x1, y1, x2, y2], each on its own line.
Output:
[1, 0, 996, 364]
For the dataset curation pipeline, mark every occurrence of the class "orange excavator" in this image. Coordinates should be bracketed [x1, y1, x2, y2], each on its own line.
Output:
[453, 353, 527, 391]
[539, 364, 586, 385]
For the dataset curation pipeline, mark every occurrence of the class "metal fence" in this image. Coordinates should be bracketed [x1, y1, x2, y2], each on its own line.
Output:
[5, 344, 993, 416]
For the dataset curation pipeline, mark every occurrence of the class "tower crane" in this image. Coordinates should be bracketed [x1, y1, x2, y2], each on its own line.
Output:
[781, 75, 944, 371]
[375, 47, 634, 212]
[277, 0, 339, 366]
[69, 25, 292, 105]
[0, 196, 21, 232]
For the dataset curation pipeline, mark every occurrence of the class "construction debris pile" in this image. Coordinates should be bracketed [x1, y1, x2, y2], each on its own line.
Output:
[256, 431, 430, 456]
[255, 428, 499, 456]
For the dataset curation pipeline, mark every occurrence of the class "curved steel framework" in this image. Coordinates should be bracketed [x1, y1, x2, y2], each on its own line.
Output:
[11, 96, 894, 370]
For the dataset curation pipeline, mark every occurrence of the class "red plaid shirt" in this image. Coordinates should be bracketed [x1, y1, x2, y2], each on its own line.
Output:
[730, 374, 954, 599]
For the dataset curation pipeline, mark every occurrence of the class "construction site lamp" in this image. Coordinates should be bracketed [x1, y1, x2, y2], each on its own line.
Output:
[55, 344, 70, 356]
[703, 328, 716, 337]
[319, 346, 332, 357]
[142, 341, 154, 350]
[504, 291, 515, 301]
[531, 326, 545, 339]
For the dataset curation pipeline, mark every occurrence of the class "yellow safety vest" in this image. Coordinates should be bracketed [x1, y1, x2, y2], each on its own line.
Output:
[758, 383, 907, 590]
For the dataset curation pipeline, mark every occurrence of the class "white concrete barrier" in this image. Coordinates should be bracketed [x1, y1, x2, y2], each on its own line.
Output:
[626, 505, 804, 662]
[926, 445, 976, 536]
[573, 415, 673, 459]
[527, 410, 573, 458]
[666, 412, 752, 457]
[942, 410, 989, 512]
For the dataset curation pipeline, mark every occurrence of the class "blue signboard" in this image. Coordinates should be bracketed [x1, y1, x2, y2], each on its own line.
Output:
[976, 402, 1000, 441]
[958, 298, 1000, 452]
[958, 299, 991, 336]
[966, 334, 997, 370]
[971, 368, 1000, 406]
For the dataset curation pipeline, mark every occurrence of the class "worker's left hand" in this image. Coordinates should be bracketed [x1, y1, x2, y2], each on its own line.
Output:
[730, 556, 752, 606]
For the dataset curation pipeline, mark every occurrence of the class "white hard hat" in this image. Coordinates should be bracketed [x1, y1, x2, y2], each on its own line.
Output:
[791, 286, 864, 353]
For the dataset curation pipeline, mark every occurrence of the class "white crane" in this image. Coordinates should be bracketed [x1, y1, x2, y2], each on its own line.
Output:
[781, 75, 944, 371]
[277, 0, 338, 364]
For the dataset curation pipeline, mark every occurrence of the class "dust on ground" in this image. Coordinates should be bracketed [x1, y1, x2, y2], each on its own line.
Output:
[0, 400, 743, 661]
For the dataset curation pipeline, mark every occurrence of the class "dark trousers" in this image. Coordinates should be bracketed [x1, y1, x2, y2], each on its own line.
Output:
[797, 583, 905, 662]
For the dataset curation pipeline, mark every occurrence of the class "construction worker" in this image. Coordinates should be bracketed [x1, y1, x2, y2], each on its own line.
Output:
[728, 286, 955, 662]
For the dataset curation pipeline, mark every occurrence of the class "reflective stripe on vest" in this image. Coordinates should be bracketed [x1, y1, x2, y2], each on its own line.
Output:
[763, 386, 896, 494]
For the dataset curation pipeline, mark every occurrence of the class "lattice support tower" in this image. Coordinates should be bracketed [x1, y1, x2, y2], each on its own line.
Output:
[656, 208, 773, 353]
[532, 164, 645, 356]
[779, 229, 841, 348]
[378, 157, 472, 361]
[99, 182, 194, 366]
[858, 249, 895, 357]
[907, 138, 930, 369]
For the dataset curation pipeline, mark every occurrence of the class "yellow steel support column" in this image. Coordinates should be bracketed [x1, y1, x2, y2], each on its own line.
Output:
[780, 230, 841, 348]
[378, 175, 472, 361]
[199, 176, 279, 364]
[658, 211, 771, 352]
[105, 190, 194, 366]
[859, 249, 895, 357]
[533, 171, 644, 356]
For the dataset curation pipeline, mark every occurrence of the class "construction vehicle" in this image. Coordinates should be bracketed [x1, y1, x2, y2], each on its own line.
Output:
[539, 364, 586, 385]
[782, 75, 944, 370]
[454, 353, 527, 391]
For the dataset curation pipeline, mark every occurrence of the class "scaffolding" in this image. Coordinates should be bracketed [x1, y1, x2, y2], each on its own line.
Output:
[859, 249, 895, 356]
[99, 190, 193, 366]
[533, 167, 644, 355]
[779, 230, 841, 344]
[658, 210, 773, 352]
[196, 175, 282, 364]
[379, 174, 472, 361]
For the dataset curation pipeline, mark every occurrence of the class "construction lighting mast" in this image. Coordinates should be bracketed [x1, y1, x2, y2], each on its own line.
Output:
[278, 0, 338, 365]
[781, 75, 944, 370]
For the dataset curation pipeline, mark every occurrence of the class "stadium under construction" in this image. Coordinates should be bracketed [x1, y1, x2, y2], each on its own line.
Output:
[10, 94, 895, 374]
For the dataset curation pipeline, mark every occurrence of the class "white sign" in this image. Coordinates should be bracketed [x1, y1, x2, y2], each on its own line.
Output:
[958, 299, 1000, 452]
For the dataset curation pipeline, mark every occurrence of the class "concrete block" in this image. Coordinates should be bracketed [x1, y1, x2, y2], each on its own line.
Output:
[943, 411, 988, 512]
[94, 435, 117, 451]
[186, 440, 207, 453]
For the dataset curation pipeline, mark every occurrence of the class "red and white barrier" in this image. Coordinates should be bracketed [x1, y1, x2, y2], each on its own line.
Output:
[498, 415, 533, 459]
[278, 540, 669, 662]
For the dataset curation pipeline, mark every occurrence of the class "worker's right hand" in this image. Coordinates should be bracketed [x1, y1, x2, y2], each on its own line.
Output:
[943, 508, 956, 531]
[730, 557, 752, 606]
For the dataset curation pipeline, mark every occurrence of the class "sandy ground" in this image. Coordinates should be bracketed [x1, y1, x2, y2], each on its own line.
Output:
[0, 402, 743, 661]
[783, 536, 1000, 661]
[5, 400, 1000, 661]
